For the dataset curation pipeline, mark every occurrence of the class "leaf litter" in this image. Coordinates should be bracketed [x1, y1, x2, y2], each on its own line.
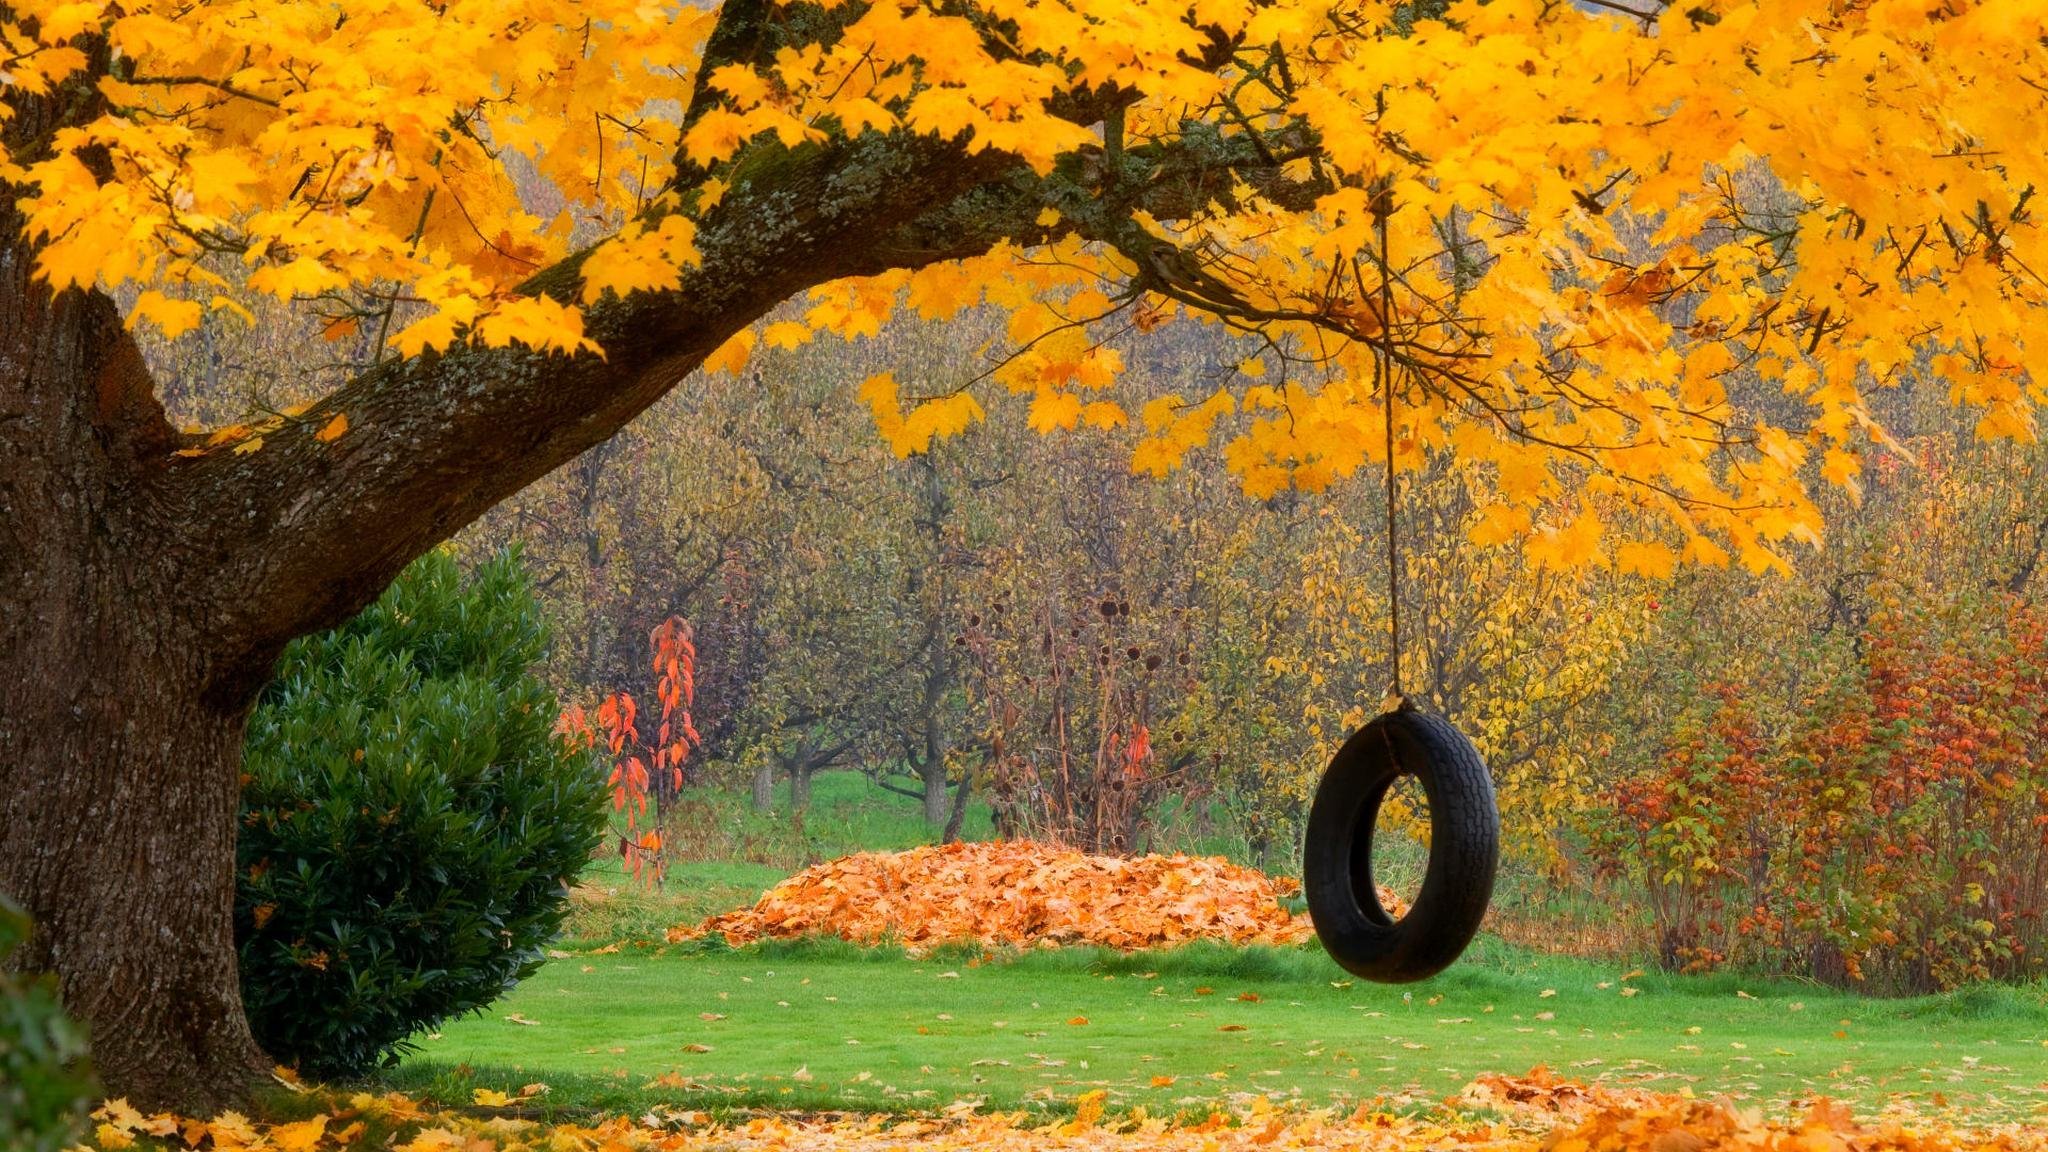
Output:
[666, 841, 1403, 952]
[80, 1072, 2048, 1151]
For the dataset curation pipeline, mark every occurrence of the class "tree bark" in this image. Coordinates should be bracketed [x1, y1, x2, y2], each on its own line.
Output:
[788, 758, 814, 815]
[751, 762, 776, 812]
[921, 758, 950, 827]
[941, 768, 974, 845]
[0, 242, 270, 1107]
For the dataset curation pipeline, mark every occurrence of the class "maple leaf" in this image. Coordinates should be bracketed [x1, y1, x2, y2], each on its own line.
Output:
[1028, 390, 1083, 434]
[128, 290, 203, 338]
[473, 298, 600, 357]
[762, 321, 813, 350]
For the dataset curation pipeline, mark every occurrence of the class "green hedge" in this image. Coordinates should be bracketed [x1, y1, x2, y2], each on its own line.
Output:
[0, 897, 93, 1152]
[236, 549, 608, 1078]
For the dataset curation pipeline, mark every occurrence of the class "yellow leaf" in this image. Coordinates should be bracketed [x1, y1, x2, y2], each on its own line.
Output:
[762, 321, 813, 350]
[315, 414, 349, 443]
[129, 290, 203, 339]
[269, 1115, 327, 1152]
[210, 296, 255, 326]
[1469, 504, 1531, 548]
[393, 312, 462, 359]
[1615, 541, 1677, 579]
[706, 63, 771, 108]
[1079, 401, 1127, 430]
[38, 1, 107, 43]
[474, 297, 599, 357]
[704, 329, 755, 376]
[681, 107, 750, 168]
[1029, 390, 1084, 433]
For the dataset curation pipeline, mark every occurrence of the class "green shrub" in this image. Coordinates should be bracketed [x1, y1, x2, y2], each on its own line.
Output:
[0, 897, 93, 1152]
[236, 549, 608, 1078]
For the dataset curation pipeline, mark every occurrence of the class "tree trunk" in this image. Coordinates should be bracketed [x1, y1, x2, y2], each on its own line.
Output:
[0, 662, 271, 1110]
[941, 768, 974, 845]
[751, 762, 775, 812]
[922, 764, 950, 827]
[788, 758, 814, 814]
[0, 247, 271, 1110]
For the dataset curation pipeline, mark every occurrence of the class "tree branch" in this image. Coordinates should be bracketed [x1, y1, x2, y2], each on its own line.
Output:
[159, 47, 1339, 703]
[180, 133, 1022, 699]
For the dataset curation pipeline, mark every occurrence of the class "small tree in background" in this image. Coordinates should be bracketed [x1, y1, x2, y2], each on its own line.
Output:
[559, 615, 702, 887]
[235, 550, 607, 1078]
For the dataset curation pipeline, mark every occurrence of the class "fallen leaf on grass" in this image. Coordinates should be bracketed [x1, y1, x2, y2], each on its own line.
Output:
[86, 1068, 2048, 1152]
[269, 1115, 326, 1152]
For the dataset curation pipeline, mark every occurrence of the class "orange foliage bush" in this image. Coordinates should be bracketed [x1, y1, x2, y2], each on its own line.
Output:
[667, 841, 1404, 952]
[1596, 591, 2048, 991]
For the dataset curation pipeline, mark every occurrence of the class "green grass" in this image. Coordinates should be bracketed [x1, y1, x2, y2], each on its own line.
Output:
[498, 770, 2047, 1124]
[566, 770, 999, 946]
[661, 768, 1000, 863]
[392, 937, 2048, 1123]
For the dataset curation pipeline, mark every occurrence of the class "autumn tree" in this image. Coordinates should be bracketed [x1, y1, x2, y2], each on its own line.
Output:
[2, 0, 2044, 1108]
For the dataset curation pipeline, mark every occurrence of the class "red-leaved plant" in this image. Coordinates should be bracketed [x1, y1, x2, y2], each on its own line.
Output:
[558, 616, 700, 887]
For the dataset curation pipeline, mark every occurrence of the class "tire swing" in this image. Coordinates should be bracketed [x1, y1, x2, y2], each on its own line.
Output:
[1302, 704, 1499, 982]
[1301, 200, 1500, 984]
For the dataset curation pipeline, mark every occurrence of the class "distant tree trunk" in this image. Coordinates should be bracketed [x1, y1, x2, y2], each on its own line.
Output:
[782, 746, 815, 815]
[941, 768, 975, 844]
[909, 646, 955, 827]
[789, 764, 813, 813]
[915, 715, 949, 826]
[751, 762, 775, 812]
[922, 761, 950, 826]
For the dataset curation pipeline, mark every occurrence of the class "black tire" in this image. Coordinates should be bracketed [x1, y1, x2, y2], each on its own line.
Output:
[1302, 707, 1499, 983]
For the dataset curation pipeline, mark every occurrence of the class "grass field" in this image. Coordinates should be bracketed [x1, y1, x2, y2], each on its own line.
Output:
[392, 936, 2048, 1123]
[394, 768, 2048, 1127]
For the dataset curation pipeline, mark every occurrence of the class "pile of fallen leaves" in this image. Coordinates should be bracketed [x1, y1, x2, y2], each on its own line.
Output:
[79, 1075, 2048, 1152]
[666, 841, 1396, 952]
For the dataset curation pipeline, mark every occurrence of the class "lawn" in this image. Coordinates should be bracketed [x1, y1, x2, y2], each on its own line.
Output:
[392, 936, 2048, 1124]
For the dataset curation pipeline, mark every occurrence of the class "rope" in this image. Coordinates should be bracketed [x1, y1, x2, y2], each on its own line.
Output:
[1373, 185, 1403, 705]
